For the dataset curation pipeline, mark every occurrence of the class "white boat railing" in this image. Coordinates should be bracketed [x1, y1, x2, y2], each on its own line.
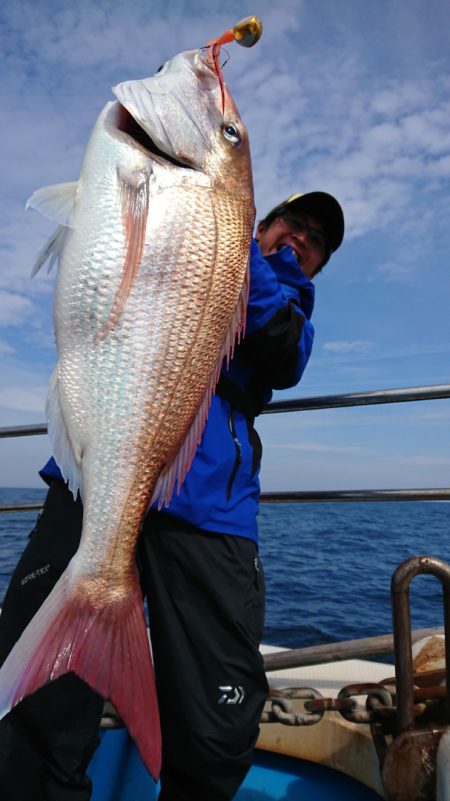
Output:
[262, 382, 450, 412]
[1, 381, 449, 509]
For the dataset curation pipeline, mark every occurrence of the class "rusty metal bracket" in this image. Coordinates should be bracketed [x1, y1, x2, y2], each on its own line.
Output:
[391, 555, 450, 734]
[379, 556, 450, 800]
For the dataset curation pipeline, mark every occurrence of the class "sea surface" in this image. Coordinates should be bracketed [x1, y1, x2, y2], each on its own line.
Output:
[0, 488, 449, 654]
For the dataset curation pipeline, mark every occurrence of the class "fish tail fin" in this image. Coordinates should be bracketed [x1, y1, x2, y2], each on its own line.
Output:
[0, 566, 161, 779]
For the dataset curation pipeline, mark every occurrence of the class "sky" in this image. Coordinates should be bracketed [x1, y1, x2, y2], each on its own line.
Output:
[0, 0, 450, 491]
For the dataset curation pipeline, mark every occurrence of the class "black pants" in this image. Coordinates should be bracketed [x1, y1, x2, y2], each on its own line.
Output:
[0, 482, 268, 801]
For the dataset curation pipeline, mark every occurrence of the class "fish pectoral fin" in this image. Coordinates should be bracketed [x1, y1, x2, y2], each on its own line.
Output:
[97, 166, 151, 339]
[0, 566, 162, 781]
[30, 224, 68, 278]
[26, 181, 78, 227]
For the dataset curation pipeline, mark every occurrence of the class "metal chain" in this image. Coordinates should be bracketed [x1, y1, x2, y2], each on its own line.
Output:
[337, 683, 393, 724]
[261, 688, 324, 726]
[101, 701, 124, 729]
[262, 681, 447, 727]
[101, 680, 449, 731]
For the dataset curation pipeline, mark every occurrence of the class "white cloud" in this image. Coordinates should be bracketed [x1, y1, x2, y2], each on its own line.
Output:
[322, 340, 374, 354]
[0, 340, 14, 355]
[373, 262, 417, 284]
[0, 385, 47, 414]
[371, 83, 429, 117]
[314, 341, 450, 365]
[265, 442, 364, 455]
[402, 455, 450, 467]
[0, 291, 35, 326]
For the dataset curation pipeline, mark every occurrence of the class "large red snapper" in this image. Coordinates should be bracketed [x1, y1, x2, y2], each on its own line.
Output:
[0, 48, 255, 778]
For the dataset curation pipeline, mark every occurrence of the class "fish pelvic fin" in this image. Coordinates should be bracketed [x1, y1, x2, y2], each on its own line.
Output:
[152, 258, 249, 508]
[30, 224, 68, 278]
[97, 166, 151, 340]
[0, 564, 161, 780]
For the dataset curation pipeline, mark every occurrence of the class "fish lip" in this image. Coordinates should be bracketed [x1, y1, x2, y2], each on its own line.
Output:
[114, 103, 196, 170]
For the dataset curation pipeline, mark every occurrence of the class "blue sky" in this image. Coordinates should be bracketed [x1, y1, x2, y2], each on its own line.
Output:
[0, 0, 449, 490]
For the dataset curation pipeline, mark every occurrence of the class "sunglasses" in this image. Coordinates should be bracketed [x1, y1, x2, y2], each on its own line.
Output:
[280, 215, 328, 254]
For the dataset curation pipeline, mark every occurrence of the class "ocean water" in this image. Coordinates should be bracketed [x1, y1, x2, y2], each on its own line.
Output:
[0, 487, 449, 652]
[258, 500, 450, 649]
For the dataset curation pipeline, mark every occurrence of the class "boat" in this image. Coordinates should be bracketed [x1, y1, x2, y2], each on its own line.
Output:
[1, 381, 450, 799]
[88, 644, 389, 799]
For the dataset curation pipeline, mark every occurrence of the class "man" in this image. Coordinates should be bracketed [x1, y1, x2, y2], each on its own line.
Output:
[0, 191, 344, 801]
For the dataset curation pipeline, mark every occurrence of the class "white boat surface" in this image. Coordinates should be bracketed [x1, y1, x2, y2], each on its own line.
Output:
[259, 644, 392, 797]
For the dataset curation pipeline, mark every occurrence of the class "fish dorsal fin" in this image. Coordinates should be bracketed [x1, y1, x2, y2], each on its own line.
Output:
[30, 224, 68, 277]
[26, 181, 78, 226]
[46, 367, 83, 499]
[151, 260, 250, 508]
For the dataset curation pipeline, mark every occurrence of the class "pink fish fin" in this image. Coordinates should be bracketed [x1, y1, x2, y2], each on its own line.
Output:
[224, 257, 250, 365]
[152, 260, 250, 508]
[0, 564, 161, 780]
[98, 166, 151, 340]
[46, 366, 82, 500]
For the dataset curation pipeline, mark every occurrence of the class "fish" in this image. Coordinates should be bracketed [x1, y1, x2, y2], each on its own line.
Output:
[0, 46, 255, 779]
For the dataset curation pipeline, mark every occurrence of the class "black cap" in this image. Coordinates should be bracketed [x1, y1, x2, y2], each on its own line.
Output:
[262, 191, 345, 254]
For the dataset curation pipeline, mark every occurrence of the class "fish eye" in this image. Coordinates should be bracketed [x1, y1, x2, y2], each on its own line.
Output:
[222, 123, 241, 146]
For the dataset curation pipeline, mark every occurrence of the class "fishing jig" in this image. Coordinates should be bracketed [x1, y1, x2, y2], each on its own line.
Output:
[204, 16, 263, 113]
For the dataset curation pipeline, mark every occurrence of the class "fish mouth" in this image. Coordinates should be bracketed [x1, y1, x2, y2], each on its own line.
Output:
[116, 103, 192, 169]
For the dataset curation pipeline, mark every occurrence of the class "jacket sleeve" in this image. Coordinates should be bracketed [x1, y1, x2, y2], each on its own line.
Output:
[238, 240, 315, 389]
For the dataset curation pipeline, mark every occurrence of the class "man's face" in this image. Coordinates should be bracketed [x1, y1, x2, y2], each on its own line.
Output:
[256, 214, 328, 279]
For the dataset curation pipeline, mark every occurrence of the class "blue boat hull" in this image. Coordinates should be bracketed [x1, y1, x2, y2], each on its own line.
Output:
[89, 729, 381, 800]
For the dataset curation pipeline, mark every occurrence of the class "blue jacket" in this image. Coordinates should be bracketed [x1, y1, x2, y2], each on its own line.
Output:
[40, 239, 315, 544]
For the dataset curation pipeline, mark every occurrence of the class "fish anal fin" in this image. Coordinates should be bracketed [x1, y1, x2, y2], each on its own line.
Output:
[152, 260, 250, 508]
[46, 367, 82, 499]
[98, 167, 151, 339]
[0, 567, 161, 780]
